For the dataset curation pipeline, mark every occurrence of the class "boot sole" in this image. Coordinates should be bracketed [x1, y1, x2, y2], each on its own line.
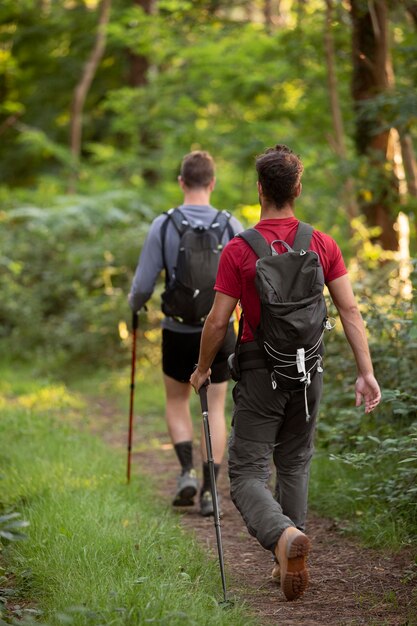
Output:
[281, 533, 311, 601]
[172, 485, 197, 507]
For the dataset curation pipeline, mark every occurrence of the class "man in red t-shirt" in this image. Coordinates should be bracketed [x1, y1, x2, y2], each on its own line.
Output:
[190, 144, 381, 602]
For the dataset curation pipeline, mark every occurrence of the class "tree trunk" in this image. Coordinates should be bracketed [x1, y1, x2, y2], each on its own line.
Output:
[399, 131, 417, 239]
[399, 133, 417, 197]
[324, 0, 357, 223]
[207, 0, 222, 16]
[405, 0, 417, 27]
[69, 0, 111, 193]
[128, 0, 153, 87]
[128, 0, 159, 185]
[350, 0, 399, 250]
[264, 0, 273, 28]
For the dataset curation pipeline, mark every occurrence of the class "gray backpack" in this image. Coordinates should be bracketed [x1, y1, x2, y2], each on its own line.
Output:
[161, 208, 233, 326]
[238, 222, 330, 418]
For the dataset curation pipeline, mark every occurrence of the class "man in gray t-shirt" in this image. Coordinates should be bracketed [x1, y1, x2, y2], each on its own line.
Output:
[129, 150, 242, 516]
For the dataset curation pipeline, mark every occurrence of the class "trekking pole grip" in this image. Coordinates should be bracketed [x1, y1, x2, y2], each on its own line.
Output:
[198, 381, 209, 413]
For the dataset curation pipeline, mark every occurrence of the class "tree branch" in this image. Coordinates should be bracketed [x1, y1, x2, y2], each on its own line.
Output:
[69, 0, 112, 192]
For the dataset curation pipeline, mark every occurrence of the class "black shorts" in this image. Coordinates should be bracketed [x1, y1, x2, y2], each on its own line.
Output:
[162, 323, 236, 383]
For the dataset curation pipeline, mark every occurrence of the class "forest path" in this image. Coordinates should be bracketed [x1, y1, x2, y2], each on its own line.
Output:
[94, 398, 416, 626]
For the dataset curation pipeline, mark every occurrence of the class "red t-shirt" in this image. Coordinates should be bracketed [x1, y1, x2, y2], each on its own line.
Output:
[215, 217, 347, 343]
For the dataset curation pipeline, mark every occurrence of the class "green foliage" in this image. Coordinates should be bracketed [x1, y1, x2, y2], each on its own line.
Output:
[101, 4, 356, 215]
[329, 425, 417, 511]
[315, 225, 417, 543]
[0, 0, 415, 236]
[309, 451, 415, 549]
[0, 191, 155, 369]
[0, 0, 357, 221]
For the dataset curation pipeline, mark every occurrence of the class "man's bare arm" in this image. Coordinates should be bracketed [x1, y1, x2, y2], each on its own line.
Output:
[327, 274, 381, 413]
[189, 292, 238, 392]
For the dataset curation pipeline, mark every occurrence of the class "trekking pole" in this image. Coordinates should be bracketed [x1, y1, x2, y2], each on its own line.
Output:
[198, 382, 229, 606]
[127, 311, 138, 484]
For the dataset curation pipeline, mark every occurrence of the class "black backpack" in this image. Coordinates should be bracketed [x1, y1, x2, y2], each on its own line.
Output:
[161, 207, 233, 326]
[237, 222, 331, 418]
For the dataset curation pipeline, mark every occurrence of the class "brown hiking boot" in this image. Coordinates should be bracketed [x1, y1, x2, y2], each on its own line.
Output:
[275, 527, 311, 601]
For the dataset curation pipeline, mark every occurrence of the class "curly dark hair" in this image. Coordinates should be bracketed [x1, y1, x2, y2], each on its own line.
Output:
[255, 144, 304, 208]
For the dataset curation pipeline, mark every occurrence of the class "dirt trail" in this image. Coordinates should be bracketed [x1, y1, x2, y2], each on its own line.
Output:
[95, 400, 416, 626]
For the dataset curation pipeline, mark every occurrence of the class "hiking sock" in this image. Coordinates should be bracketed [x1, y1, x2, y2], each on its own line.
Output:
[201, 461, 220, 494]
[174, 441, 194, 474]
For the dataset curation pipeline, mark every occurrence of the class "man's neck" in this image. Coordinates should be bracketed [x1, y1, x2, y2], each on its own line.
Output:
[260, 201, 295, 220]
[182, 189, 211, 206]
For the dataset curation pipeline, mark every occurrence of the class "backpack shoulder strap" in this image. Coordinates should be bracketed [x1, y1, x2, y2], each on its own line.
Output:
[238, 228, 271, 259]
[164, 207, 189, 236]
[160, 207, 189, 282]
[293, 221, 314, 252]
[221, 209, 235, 240]
[160, 212, 171, 276]
[210, 210, 232, 241]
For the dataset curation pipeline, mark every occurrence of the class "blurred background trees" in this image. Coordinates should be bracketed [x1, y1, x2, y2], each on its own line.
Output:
[1, 1, 415, 236]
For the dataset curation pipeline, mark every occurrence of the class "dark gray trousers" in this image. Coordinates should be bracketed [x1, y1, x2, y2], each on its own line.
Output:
[228, 368, 322, 553]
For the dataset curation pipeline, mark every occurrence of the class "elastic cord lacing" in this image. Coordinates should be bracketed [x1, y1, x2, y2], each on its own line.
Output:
[264, 318, 335, 421]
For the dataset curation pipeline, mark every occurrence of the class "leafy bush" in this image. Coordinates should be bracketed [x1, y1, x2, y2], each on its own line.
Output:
[317, 229, 417, 537]
[0, 191, 155, 369]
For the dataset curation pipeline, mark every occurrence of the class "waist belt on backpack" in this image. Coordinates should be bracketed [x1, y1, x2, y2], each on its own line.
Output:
[238, 342, 267, 370]
[235, 342, 323, 423]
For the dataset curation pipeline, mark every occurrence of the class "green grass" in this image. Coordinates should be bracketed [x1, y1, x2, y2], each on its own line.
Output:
[0, 366, 259, 626]
[309, 451, 416, 549]
[66, 359, 235, 453]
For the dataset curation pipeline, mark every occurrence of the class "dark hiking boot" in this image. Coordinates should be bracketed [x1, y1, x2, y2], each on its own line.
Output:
[172, 469, 198, 506]
[275, 527, 311, 601]
[199, 490, 214, 516]
[199, 490, 223, 517]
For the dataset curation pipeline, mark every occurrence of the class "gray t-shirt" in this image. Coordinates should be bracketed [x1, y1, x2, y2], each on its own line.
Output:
[128, 204, 243, 333]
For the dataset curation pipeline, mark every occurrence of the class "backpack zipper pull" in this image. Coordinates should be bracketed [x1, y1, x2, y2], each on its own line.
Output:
[300, 372, 311, 421]
[305, 385, 311, 422]
[271, 372, 277, 390]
